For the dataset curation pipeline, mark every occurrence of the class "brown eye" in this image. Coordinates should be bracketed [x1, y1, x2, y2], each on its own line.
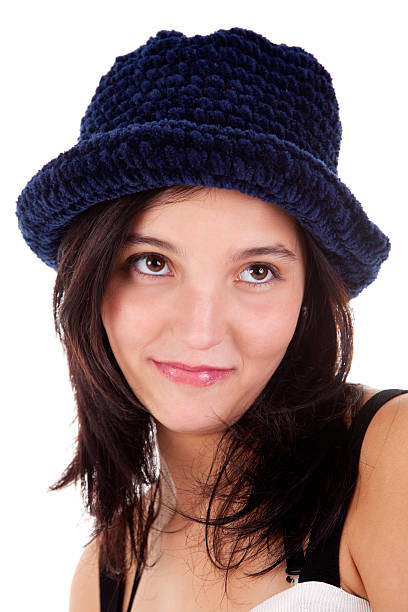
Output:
[248, 264, 270, 281]
[238, 263, 281, 289]
[126, 253, 171, 278]
[145, 254, 166, 272]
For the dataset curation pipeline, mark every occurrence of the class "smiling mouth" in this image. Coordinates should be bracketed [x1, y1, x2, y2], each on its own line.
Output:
[154, 360, 234, 372]
[152, 360, 234, 387]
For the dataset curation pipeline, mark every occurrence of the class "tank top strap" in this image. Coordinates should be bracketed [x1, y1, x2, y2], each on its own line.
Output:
[99, 564, 124, 612]
[99, 559, 141, 612]
[296, 388, 408, 587]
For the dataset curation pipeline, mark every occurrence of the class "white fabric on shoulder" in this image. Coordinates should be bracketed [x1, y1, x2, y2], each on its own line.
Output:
[250, 580, 371, 611]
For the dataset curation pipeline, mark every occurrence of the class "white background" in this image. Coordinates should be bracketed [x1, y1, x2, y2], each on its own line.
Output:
[2, 1, 407, 609]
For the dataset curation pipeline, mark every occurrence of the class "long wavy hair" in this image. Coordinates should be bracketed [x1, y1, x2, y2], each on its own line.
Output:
[50, 184, 364, 588]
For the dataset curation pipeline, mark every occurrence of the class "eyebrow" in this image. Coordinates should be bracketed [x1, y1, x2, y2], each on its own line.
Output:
[124, 234, 297, 262]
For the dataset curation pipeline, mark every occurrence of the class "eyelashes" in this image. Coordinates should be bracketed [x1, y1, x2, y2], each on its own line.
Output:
[124, 252, 282, 289]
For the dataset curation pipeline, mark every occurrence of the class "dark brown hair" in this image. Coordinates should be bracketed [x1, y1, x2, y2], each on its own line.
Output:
[50, 184, 364, 589]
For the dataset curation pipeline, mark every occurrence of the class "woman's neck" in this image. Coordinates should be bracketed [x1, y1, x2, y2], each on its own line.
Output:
[156, 423, 223, 518]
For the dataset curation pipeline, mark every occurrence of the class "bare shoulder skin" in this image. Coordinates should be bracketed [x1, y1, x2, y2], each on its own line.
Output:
[69, 535, 100, 612]
[341, 388, 408, 609]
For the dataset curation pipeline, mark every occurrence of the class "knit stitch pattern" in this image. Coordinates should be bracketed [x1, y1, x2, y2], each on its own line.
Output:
[15, 27, 390, 297]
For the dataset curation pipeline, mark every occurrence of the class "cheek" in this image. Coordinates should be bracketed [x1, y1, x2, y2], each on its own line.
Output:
[234, 303, 300, 409]
[239, 299, 301, 361]
[101, 284, 151, 361]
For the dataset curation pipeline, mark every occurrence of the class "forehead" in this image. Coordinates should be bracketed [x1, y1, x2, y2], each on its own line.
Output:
[130, 187, 300, 245]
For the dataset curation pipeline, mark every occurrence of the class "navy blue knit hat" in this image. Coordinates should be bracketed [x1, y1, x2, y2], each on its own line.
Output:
[16, 27, 390, 298]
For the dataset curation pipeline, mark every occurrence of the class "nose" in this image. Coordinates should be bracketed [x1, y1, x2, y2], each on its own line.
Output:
[173, 284, 227, 350]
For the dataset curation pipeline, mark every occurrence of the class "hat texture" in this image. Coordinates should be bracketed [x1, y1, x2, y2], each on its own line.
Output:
[16, 27, 390, 297]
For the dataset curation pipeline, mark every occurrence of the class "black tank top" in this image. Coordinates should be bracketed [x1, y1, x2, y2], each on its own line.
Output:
[99, 388, 408, 612]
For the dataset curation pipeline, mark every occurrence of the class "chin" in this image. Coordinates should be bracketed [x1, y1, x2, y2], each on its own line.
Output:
[154, 409, 238, 436]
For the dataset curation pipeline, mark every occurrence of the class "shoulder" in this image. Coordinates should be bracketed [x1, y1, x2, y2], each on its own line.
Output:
[69, 534, 100, 612]
[353, 386, 408, 474]
[347, 387, 408, 609]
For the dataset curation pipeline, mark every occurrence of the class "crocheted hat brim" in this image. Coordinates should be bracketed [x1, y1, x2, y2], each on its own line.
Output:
[16, 118, 390, 298]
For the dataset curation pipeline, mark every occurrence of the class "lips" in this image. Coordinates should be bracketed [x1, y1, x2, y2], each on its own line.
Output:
[152, 360, 234, 387]
[156, 361, 232, 372]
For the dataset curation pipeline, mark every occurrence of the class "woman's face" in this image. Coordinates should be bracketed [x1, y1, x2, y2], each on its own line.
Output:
[101, 187, 305, 435]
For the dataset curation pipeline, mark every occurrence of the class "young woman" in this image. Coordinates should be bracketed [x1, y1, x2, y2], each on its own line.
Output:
[16, 27, 408, 611]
